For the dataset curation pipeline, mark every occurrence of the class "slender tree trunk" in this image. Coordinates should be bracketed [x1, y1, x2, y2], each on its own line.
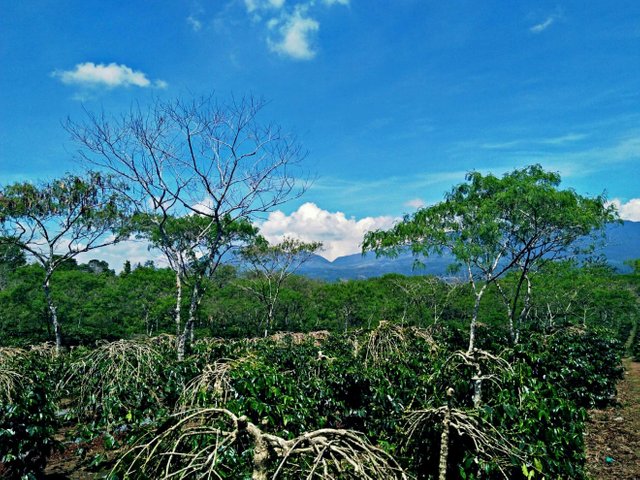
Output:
[515, 275, 532, 344]
[43, 273, 62, 354]
[438, 404, 451, 480]
[175, 271, 182, 338]
[178, 281, 200, 361]
[468, 286, 487, 409]
[144, 308, 151, 335]
[467, 286, 486, 353]
[495, 281, 515, 344]
[265, 303, 275, 337]
[472, 359, 483, 409]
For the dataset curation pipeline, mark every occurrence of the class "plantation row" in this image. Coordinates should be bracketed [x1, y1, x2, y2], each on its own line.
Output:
[1, 261, 639, 479]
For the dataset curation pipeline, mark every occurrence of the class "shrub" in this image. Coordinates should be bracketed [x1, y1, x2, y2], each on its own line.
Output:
[0, 347, 60, 478]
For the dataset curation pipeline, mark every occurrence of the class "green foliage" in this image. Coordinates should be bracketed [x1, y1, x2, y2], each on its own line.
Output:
[0, 347, 60, 479]
[514, 329, 624, 409]
[61, 338, 178, 432]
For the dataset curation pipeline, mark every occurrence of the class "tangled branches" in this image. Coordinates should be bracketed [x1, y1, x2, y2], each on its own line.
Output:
[406, 397, 522, 480]
[177, 357, 251, 410]
[62, 339, 166, 425]
[443, 348, 513, 408]
[364, 321, 438, 367]
[0, 347, 28, 403]
[115, 407, 408, 480]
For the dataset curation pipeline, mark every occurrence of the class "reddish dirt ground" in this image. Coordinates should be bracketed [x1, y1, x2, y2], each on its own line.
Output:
[585, 359, 640, 480]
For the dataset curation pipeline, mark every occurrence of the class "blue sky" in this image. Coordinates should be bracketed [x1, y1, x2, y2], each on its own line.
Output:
[1, 0, 639, 261]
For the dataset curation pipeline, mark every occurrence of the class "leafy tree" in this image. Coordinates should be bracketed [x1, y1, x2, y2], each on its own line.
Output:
[239, 236, 322, 336]
[364, 165, 617, 350]
[0, 239, 26, 289]
[363, 165, 616, 408]
[0, 173, 130, 352]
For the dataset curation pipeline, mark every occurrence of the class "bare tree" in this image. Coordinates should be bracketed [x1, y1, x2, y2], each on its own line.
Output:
[0, 173, 129, 352]
[67, 95, 307, 359]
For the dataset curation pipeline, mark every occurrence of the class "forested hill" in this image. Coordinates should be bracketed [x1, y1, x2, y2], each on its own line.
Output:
[298, 220, 640, 281]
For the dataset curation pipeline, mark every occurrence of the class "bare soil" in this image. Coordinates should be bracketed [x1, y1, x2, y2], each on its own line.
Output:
[585, 359, 640, 480]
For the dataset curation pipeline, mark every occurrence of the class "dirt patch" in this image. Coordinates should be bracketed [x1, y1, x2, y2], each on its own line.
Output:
[44, 430, 123, 480]
[586, 359, 640, 480]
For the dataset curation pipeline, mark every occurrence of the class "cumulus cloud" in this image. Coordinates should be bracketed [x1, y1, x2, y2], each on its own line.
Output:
[610, 198, 640, 222]
[404, 198, 426, 210]
[52, 62, 167, 89]
[244, 0, 347, 60]
[268, 9, 319, 60]
[258, 202, 396, 261]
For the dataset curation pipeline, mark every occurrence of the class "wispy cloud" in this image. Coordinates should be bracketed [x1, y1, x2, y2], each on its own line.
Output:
[481, 133, 588, 150]
[404, 198, 426, 210]
[540, 133, 588, 145]
[530, 17, 555, 33]
[52, 62, 167, 90]
[245, 0, 286, 14]
[187, 15, 203, 31]
[529, 10, 562, 34]
[243, 0, 348, 60]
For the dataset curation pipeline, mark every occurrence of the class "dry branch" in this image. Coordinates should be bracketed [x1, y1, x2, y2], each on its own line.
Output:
[114, 407, 408, 480]
[62, 339, 166, 424]
[0, 347, 28, 403]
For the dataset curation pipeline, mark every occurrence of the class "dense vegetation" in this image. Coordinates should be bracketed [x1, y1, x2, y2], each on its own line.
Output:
[1, 255, 638, 478]
[1, 96, 639, 478]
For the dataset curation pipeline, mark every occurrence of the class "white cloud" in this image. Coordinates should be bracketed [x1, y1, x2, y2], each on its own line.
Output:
[244, 0, 348, 60]
[481, 133, 587, 150]
[268, 10, 319, 60]
[73, 238, 165, 272]
[52, 62, 167, 89]
[404, 198, 426, 210]
[540, 133, 587, 145]
[610, 198, 640, 222]
[258, 202, 396, 261]
[529, 10, 562, 34]
[245, 0, 286, 13]
[530, 17, 555, 33]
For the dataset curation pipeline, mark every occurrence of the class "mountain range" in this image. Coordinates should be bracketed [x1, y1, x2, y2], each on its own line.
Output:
[297, 221, 640, 281]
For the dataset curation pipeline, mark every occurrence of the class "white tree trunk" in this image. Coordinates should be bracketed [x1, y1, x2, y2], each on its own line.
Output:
[438, 405, 451, 480]
[178, 282, 200, 361]
[43, 274, 62, 354]
[175, 272, 182, 338]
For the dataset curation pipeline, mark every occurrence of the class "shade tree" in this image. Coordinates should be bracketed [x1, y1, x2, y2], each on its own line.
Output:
[239, 236, 322, 336]
[363, 165, 616, 351]
[0, 173, 130, 352]
[363, 165, 616, 407]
